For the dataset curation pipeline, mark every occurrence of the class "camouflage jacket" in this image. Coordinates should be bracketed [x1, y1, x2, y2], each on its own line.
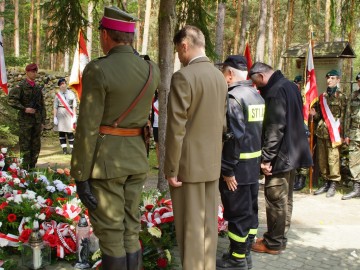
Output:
[8, 79, 46, 124]
[347, 90, 360, 141]
[314, 87, 347, 139]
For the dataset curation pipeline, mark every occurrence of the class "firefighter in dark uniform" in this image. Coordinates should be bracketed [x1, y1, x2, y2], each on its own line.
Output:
[70, 6, 160, 270]
[8, 63, 46, 170]
[216, 55, 264, 270]
[342, 72, 360, 200]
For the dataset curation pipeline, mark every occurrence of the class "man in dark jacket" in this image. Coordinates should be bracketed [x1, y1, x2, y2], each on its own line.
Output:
[249, 62, 313, 254]
[216, 56, 264, 270]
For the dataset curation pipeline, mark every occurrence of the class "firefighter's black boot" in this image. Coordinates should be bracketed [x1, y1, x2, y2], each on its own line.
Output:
[216, 254, 247, 270]
[326, 181, 337, 197]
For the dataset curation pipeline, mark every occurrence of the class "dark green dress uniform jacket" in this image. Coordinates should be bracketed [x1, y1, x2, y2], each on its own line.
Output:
[8, 79, 46, 124]
[70, 45, 160, 181]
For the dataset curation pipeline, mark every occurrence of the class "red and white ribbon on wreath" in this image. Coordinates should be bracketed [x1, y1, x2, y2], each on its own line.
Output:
[0, 232, 19, 247]
[41, 220, 57, 235]
[56, 222, 76, 258]
[141, 206, 174, 227]
[56, 204, 82, 221]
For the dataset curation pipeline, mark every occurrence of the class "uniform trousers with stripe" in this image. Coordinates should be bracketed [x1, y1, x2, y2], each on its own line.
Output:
[170, 179, 218, 270]
[219, 180, 259, 257]
[59, 132, 74, 149]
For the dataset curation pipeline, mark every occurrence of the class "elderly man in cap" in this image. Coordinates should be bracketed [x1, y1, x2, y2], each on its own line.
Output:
[8, 63, 46, 170]
[70, 6, 160, 270]
[313, 69, 347, 198]
[216, 55, 264, 270]
[53, 78, 77, 155]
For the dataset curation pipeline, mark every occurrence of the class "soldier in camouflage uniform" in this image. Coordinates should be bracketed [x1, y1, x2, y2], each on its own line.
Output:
[313, 70, 347, 198]
[342, 72, 360, 200]
[8, 63, 46, 170]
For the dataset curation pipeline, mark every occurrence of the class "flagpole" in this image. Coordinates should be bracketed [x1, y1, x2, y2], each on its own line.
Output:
[308, 26, 314, 193]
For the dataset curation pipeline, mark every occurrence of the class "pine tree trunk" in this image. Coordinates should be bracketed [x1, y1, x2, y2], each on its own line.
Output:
[136, 0, 143, 52]
[87, 1, 94, 60]
[267, 0, 274, 66]
[64, 50, 69, 73]
[255, 0, 267, 62]
[157, 0, 176, 193]
[215, 2, 226, 62]
[14, 0, 19, 57]
[28, 0, 34, 60]
[277, 0, 290, 70]
[325, 0, 330, 42]
[141, 0, 152, 54]
[0, 0, 5, 31]
[233, 0, 241, 54]
[335, 0, 342, 41]
[238, 0, 248, 54]
[36, 0, 41, 64]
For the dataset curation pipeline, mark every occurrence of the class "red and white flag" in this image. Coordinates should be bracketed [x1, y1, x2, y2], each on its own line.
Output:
[69, 30, 89, 100]
[303, 41, 318, 123]
[244, 42, 253, 78]
[0, 31, 8, 94]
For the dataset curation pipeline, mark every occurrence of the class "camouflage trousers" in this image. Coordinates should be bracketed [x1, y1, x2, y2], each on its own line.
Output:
[19, 121, 42, 170]
[317, 138, 341, 182]
[348, 140, 360, 182]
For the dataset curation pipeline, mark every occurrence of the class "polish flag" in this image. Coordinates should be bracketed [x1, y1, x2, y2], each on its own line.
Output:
[69, 30, 89, 100]
[303, 41, 319, 123]
[0, 31, 8, 94]
[244, 42, 253, 79]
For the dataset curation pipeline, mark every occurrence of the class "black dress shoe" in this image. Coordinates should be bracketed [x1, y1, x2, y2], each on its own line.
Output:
[314, 180, 330, 195]
[294, 175, 306, 191]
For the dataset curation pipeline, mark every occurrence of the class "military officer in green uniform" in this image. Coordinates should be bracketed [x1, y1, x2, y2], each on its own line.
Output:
[342, 72, 360, 200]
[313, 70, 347, 197]
[70, 6, 160, 270]
[8, 63, 46, 170]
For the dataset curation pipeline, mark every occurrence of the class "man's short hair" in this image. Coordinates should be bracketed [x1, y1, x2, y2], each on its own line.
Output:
[105, 29, 134, 44]
[249, 62, 273, 77]
[173, 25, 205, 48]
[223, 66, 247, 79]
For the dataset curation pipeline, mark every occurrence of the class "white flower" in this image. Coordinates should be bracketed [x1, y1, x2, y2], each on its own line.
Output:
[14, 194, 23, 204]
[1, 147, 7, 154]
[26, 190, 37, 200]
[35, 213, 46, 220]
[6, 196, 14, 202]
[13, 178, 21, 185]
[164, 249, 172, 263]
[0, 221, 2, 228]
[36, 196, 46, 205]
[9, 163, 17, 170]
[0, 160, 5, 167]
[46, 186, 56, 193]
[32, 203, 41, 209]
[39, 175, 49, 184]
[147, 226, 162, 238]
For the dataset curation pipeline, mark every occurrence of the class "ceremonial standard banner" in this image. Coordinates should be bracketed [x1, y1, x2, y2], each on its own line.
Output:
[0, 31, 8, 94]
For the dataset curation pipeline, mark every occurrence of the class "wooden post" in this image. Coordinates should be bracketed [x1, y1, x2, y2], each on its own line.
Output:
[309, 114, 314, 193]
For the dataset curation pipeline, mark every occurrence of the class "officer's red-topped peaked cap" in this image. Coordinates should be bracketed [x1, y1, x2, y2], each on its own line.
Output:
[99, 6, 138, 33]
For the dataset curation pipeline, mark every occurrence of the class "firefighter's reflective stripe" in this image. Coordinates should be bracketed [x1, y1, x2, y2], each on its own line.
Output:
[232, 252, 246, 258]
[248, 104, 265, 122]
[228, 231, 247, 243]
[249, 228, 258, 235]
[239, 150, 261, 159]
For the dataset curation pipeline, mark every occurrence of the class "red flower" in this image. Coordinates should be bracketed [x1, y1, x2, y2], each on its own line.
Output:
[8, 181, 14, 187]
[0, 202, 8, 210]
[45, 198, 53, 206]
[19, 229, 32, 243]
[20, 178, 26, 183]
[157, 257, 168, 268]
[43, 233, 58, 248]
[7, 213, 17, 222]
[145, 204, 154, 211]
[56, 197, 67, 202]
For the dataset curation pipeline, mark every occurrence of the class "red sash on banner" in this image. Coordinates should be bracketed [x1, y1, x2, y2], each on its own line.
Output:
[319, 93, 342, 147]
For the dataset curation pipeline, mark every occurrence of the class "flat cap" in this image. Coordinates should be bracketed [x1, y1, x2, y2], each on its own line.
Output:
[25, 63, 38, 72]
[99, 6, 137, 33]
[294, 75, 303, 83]
[218, 55, 247, 70]
[326, 69, 340, 77]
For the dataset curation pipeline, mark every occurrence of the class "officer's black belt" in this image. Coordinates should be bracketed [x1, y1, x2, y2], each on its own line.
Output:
[99, 125, 142, 136]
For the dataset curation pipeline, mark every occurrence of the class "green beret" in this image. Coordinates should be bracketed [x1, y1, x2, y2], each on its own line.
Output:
[326, 69, 340, 77]
[293, 75, 303, 83]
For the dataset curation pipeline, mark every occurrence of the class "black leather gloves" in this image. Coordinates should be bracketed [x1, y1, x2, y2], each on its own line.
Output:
[76, 180, 98, 211]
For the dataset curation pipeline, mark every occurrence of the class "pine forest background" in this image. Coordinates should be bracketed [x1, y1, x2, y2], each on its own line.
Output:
[1, 0, 360, 191]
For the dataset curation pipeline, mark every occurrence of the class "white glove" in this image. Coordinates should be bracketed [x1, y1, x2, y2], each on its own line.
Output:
[72, 115, 77, 124]
[54, 117, 58, 125]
